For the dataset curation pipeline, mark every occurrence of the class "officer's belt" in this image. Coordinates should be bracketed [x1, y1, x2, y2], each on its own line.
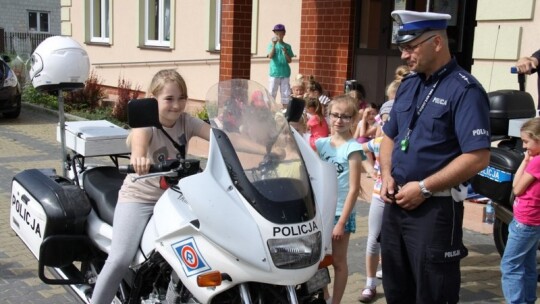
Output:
[432, 189, 451, 197]
[398, 185, 452, 197]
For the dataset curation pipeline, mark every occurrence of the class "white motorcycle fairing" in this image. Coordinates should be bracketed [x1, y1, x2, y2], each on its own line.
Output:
[290, 127, 337, 254]
[139, 126, 335, 302]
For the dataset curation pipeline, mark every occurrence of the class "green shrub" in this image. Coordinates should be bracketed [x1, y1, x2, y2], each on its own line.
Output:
[195, 106, 209, 121]
[22, 84, 58, 109]
[196, 104, 217, 123]
[70, 106, 125, 127]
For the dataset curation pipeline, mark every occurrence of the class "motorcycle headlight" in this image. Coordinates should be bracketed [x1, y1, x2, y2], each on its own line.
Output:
[267, 232, 321, 269]
[4, 70, 18, 87]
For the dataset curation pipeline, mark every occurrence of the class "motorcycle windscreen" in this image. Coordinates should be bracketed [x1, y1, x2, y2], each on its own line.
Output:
[206, 79, 316, 224]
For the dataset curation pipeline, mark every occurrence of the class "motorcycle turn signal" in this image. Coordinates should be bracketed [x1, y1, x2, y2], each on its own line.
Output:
[197, 271, 225, 287]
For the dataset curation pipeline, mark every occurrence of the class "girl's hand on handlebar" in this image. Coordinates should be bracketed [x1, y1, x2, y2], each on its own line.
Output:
[130, 156, 152, 175]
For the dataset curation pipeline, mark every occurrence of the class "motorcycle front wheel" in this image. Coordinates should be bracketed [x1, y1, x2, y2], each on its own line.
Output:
[493, 217, 509, 257]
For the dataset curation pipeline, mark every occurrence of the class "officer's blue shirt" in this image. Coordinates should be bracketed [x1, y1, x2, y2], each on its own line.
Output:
[382, 58, 491, 185]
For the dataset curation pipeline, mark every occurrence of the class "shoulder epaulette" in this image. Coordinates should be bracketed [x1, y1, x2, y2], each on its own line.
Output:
[401, 71, 417, 83]
[454, 72, 479, 88]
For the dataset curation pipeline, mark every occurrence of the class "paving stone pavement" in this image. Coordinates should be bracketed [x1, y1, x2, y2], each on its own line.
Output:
[328, 201, 510, 304]
[0, 103, 532, 303]
[1, 106, 79, 303]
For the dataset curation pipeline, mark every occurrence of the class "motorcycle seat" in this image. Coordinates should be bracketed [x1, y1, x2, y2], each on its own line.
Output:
[83, 166, 126, 226]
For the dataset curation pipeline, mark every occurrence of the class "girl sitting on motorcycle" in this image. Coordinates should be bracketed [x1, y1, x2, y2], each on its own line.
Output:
[91, 69, 211, 303]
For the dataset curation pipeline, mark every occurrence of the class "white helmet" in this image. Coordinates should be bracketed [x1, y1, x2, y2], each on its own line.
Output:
[29, 36, 90, 91]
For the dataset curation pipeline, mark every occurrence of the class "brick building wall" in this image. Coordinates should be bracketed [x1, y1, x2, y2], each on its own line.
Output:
[299, 0, 355, 98]
[219, 0, 253, 80]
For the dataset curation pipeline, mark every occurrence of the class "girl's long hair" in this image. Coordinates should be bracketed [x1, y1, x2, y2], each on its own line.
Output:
[521, 117, 540, 141]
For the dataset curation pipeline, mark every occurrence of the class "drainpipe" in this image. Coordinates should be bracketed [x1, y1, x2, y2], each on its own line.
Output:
[0, 27, 4, 53]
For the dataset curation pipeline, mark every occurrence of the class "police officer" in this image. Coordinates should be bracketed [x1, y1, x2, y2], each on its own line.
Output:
[379, 10, 491, 304]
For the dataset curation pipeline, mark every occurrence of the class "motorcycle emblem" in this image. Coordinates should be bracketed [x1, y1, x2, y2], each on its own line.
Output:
[172, 237, 211, 277]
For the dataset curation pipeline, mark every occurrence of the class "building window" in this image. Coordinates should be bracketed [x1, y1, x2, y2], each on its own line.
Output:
[29, 11, 49, 33]
[145, 0, 171, 47]
[207, 0, 258, 53]
[90, 0, 111, 43]
[214, 0, 221, 50]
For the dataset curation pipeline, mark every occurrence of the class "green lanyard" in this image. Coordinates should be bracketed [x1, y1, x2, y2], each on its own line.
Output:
[400, 79, 440, 152]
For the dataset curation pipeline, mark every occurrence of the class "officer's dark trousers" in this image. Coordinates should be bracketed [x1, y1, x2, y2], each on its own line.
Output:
[380, 196, 468, 304]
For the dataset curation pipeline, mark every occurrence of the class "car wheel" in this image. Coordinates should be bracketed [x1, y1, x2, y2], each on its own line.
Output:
[3, 96, 21, 119]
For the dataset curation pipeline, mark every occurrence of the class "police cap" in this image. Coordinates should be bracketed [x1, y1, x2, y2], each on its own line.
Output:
[391, 10, 451, 44]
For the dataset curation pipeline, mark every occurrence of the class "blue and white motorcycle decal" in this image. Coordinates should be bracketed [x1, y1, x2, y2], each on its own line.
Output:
[172, 237, 211, 277]
[477, 166, 513, 183]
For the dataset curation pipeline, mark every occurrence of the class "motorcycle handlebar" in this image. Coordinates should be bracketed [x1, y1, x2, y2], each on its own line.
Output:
[509, 67, 534, 92]
[119, 160, 180, 174]
[510, 66, 537, 74]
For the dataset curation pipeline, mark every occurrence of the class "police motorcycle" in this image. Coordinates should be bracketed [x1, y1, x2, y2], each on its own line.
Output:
[470, 68, 537, 256]
[10, 37, 336, 303]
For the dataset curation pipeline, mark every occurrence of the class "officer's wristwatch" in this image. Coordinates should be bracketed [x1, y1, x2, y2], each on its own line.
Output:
[419, 180, 432, 198]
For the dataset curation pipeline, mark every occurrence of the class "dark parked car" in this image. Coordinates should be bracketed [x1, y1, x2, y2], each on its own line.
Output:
[0, 55, 22, 118]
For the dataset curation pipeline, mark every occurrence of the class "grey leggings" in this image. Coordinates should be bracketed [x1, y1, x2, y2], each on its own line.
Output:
[366, 195, 385, 256]
[91, 202, 154, 304]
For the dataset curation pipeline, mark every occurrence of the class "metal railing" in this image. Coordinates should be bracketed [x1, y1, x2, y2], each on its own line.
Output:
[2, 31, 53, 56]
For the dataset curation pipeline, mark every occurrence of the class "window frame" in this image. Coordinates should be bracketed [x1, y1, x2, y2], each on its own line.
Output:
[207, 0, 258, 53]
[28, 11, 50, 33]
[90, 0, 111, 43]
[144, 0, 172, 47]
[214, 0, 221, 50]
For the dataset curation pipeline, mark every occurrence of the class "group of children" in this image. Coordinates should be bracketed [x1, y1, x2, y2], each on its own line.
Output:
[288, 74, 370, 152]
[288, 74, 329, 150]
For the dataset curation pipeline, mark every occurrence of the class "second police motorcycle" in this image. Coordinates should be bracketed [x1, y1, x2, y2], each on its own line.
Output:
[10, 36, 335, 303]
[470, 69, 538, 256]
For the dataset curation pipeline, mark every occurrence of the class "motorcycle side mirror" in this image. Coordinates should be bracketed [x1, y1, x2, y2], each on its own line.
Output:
[127, 98, 187, 159]
[127, 98, 162, 128]
[285, 97, 305, 123]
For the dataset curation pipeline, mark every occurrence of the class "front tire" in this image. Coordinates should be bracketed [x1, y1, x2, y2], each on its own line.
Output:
[493, 217, 509, 257]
